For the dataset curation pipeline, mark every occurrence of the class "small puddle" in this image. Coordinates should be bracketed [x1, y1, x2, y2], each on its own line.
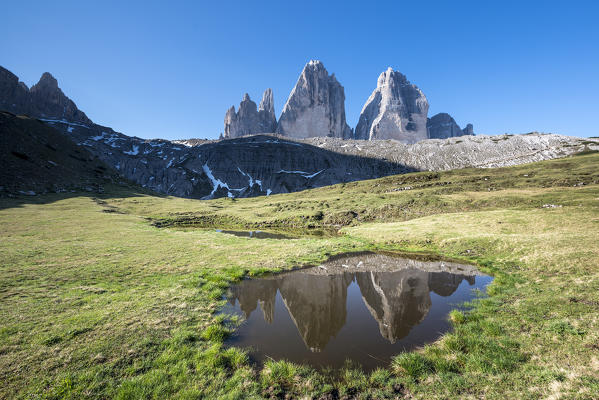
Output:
[222, 253, 492, 371]
[215, 229, 294, 239]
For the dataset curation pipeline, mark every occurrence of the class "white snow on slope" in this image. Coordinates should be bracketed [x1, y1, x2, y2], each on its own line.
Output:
[39, 118, 90, 129]
[123, 145, 139, 155]
[237, 168, 263, 190]
[277, 169, 324, 179]
[90, 132, 106, 141]
[203, 163, 231, 197]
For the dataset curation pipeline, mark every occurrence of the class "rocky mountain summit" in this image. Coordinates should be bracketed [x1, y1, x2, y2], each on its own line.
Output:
[276, 60, 353, 139]
[224, 62, 475, 143]
[223, 90, 277, 138]
[0, 66, 91, 125]
[1, 65, 597, 200]
[427, 113, 475, 139]
[355, 67, 429, 143]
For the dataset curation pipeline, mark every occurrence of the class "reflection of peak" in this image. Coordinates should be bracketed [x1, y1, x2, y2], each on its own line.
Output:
[259, 298, 275, 324]
[227, 254, 486, 353]
[428, 272, 467, 297]
[356, 269, 432, 343]
[278, 271, 353, 351]
[230, 278, 278, 322]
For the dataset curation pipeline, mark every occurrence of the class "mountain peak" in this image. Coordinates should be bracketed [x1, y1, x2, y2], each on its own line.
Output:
[277, 61, 352, 139]
[35, 72, 59, 89]
[355, 68, 428, 142]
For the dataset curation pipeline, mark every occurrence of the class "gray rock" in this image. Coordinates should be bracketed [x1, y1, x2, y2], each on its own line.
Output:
[3, 65, 597, 201]
[277, 60, 352, 139]
[427, 113, 464, 139]
[302, 133, 598, 171]
[224, 90, 277, 138]
[462, 123, 474, 136]
[258, 88, 277, 133]
[355, 67, 428, 143]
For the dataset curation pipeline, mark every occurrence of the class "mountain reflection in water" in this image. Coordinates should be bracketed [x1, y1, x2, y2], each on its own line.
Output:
[223, 253, 491, 370]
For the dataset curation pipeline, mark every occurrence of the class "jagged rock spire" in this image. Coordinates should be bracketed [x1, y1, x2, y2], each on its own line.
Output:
[258, 88, 277, 133]
[277, 60, 353, 139]
[355, 67, 428, 143]
[223, 89, 277, 138]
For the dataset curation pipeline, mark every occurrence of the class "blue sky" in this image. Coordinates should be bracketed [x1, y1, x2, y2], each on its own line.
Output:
[1, 0, 598, 139]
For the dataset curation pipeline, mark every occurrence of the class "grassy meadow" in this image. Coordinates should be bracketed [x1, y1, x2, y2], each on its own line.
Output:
[1, 152, 598, 399]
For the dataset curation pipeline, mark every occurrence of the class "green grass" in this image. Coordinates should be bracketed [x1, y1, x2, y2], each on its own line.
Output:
[1, 152, 598, 399]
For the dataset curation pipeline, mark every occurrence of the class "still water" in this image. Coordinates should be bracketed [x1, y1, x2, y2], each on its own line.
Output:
[215, 229, 294, 239]
[222, 253, 492, 371]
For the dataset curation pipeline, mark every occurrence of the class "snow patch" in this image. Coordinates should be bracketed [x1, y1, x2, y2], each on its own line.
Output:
[123, 145, 139, 155]
[237, 167, 263, 190]
[277, 169, 324, 179]
[203, 163, 231, 197]
[39, 118, 90, 129]
[90, 132, 106, 141]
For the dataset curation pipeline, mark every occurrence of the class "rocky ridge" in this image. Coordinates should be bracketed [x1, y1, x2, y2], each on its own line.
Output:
[2, 65, 597, 199]
[0, 67, 91, 125]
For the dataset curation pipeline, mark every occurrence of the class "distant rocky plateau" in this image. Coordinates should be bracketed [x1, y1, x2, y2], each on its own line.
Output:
[1, 65, 598, 199]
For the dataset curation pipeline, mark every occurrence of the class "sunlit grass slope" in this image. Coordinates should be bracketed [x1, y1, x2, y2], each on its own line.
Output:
[0, 152, 598, 399]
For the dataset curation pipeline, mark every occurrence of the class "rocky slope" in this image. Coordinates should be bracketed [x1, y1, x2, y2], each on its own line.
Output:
[427, 112, 475, 139]
[1, 65, 597, 200]
[277, 60, 353, 139]
[301, 133, 598, 170]
[355, 67, 429, 143]
[0, 111, 118, 196]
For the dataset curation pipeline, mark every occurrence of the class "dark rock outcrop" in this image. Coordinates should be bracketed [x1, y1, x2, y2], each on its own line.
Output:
[427, 113, 463, 139]
[462, 123, 474, 136]
[0, 111, 117, 196]
[277, 60, 352, 139]
[355, 67, 429, 143]
[0, 66, 91, 125]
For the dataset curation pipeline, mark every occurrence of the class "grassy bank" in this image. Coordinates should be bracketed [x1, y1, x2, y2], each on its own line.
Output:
[1, 153, 598, 399]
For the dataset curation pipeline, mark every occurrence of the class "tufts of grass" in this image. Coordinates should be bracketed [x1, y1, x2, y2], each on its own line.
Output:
[200, 324, 230, 342]
[1, 152, 598, 398]
[392, 352, 435, 380]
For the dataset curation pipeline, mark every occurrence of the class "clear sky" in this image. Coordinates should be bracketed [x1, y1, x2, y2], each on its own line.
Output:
[1, 0, 598, 140]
